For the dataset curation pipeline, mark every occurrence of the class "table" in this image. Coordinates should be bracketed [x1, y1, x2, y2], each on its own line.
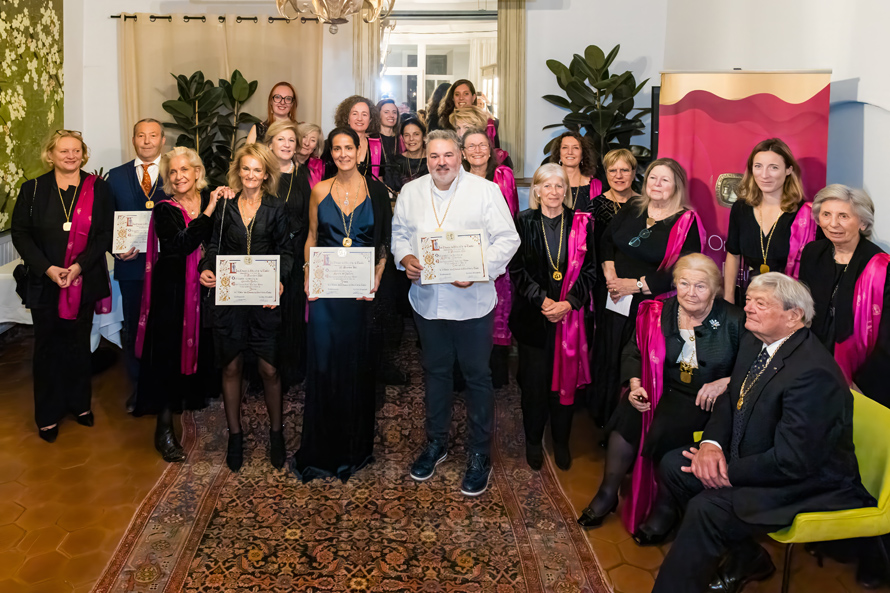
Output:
[0, 255, 124, 350]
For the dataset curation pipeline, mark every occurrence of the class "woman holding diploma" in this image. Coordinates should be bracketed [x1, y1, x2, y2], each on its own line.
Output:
[508, 164, 597, 471]
[462, 128, 518, 388]
[200, 143, 293, 472]
[134, 147, 227, 462]
[290, 127, 391, 483]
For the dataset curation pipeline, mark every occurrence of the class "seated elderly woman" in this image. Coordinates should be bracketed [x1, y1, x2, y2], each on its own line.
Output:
[578, 253, 745, 537]
[509, 163, 597, 471]
[799, 185, 889, 408]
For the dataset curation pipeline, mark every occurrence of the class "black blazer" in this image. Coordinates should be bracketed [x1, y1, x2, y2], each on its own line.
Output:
[620, 297, 745, 387]
[702, 328, 874, 526]
[799, 238, 890, 406]
[508, 208, 597, 348]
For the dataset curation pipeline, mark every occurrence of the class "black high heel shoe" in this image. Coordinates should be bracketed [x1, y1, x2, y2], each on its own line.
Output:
[75, 411, 94, 427]
[38, 426, 59, 443]
[226, 432, 244, 472]
[577, 498, 618, 528]
[632, 524, 674, 547]
[269, 429, 286, 469]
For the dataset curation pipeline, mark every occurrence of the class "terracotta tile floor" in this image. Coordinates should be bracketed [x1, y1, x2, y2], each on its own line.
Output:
[0, 328, 877, 592]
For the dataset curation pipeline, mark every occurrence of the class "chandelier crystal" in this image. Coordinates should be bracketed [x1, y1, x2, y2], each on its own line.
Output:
[276, 0, 396, 33]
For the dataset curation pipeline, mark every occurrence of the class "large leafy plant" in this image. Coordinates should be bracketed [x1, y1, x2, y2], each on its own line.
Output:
[542, 44, 651, 177]
[162, 70, 261, 187]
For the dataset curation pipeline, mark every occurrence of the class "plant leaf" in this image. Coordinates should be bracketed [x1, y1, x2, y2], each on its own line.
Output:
[232, 75, 250, 103]
[565, 80, 598, 106]
[584, 45, 606, 71]
[163, 100, 195, 119]
[602, 44, 621, 71]
[542, 94, 572, 110]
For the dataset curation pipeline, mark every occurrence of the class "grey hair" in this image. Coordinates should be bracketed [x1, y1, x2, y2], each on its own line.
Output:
[427, 129, 461, 153]
[133, 118, 165, 138]
[812, 184, 875, 239]
[748, 272, 815, 327]
[529, 163, 570, 210]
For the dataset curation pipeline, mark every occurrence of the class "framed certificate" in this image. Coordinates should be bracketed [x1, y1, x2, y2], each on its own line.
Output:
[308, 247, 375, 299]
[418, 229, 488, 285]
[215, 255, 281, 306]
[112, 211, 151, 253]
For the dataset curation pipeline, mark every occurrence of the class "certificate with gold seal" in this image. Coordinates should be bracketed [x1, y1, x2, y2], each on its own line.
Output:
[418, 229, 487, 285]
[112, 211, 151, 253]
[308, 247, 375, 299]
[215, 255, 280, 306]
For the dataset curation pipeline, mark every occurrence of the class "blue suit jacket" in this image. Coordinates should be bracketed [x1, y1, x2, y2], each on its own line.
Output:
[106, 159, 170, 281]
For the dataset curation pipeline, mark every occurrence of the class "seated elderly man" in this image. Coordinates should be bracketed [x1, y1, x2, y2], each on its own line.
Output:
[644, 273, 875, 593]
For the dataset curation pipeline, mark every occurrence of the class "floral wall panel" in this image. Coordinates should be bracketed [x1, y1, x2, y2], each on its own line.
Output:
[0, 0, 63, 232]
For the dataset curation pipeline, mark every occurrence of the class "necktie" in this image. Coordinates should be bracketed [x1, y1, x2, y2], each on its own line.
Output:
[140, 163, 154, 197]
[730, 347, 771, 461]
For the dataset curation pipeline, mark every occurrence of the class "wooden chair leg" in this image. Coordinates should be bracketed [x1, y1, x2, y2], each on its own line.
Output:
[781, 543, 794, 593]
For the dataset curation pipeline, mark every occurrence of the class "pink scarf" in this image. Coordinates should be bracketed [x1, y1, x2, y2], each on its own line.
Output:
[551, 211, 594, 404]
[369, 137, 383, 180]
[307, 157, 324, 189]
[784, 202, 816, 278]
[398, 136, 406, 154]
[658, 210, 706, 271]
[621, 299, 666, 533]
[590, 178, 603, 198]
[58, 174, 112, 320]
[834, 252, 890, 385]
[492, 166, 519, 346]
[135, 200, 202, 375]
[486, 118, 497, 147]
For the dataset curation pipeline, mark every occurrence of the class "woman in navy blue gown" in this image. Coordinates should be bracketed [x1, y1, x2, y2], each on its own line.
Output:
[289, 127, 390, 482]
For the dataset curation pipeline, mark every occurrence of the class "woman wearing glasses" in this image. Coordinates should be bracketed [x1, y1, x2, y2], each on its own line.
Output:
[591, 158, 704, 427]
[462, 128, 519, 388]
[11, 130, 113, 442]
[246, 82, 299, 144]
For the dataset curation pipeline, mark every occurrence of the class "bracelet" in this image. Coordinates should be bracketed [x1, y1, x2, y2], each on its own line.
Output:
[302, 262, 310, 269]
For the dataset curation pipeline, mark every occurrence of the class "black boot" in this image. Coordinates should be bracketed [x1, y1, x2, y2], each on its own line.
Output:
[154, 414, 185, 463]
[226, 432, 244, 472]
[554, 442, 572, 471]
[525, 441, 544, 470]
[270, 429, 286, 469]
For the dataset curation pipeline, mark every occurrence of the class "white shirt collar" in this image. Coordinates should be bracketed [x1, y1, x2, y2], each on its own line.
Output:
[429, 167, 463, 200]
[135, 155, 162, 168]
[762, 333, 794, 356]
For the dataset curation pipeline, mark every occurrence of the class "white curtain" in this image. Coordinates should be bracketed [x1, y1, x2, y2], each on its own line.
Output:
[117, 13, 323, 160]
[468, 37, 498, 92]
[352, 15, 381, 100]
[498, 0, 526, 175]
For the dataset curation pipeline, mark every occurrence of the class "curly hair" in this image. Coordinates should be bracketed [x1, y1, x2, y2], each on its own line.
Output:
[736, 138, 804, 213]
[227, 143, 280, 197]
[160, 146, 208, 196]
[334, 95, 380, 136]
[547, 131, 597, 178]
[438, 79, 477, 128]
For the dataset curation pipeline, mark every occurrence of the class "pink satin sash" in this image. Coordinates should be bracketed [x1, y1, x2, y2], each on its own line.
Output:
[486, 118, 497, 147]
[492, 166, 519, 346]
[590, 178, 603, 198]
[658, 210, 706, 271]
[307, 157, 324, 189]
[621, 299, 666, 533]
[135, 201, 202, 375]
[551, 211, 594, 404]
[58, 174, 112, 319]
[368, 137, 383, 180]
[784, 202, 816, 278]
[834, 252, 890, 384]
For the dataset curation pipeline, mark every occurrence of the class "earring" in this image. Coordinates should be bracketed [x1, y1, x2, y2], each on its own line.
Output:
[558, 160, 562, 166]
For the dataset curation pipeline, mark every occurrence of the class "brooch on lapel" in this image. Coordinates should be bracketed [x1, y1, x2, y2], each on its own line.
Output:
[709, 319, 721, 329]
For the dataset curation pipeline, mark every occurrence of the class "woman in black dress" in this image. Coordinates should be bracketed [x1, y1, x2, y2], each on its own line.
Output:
[322, 96, 387, 182]
[548, 131, 600, 212]
[591, 158, 703, 427]
[200, 143, 293, 472]
[377, 98, 401, 158]
[11, 130, 112, 442]
[384, 117, 428, 194]
[265, 120, 312, 388]
[724, 138, 814, 303]
[246, 81, 298, 144]
[510, 164, 597, 471]
[135, 147, 227, 461]
[578, 255, 744, 540]
[290, 128, 390, 482]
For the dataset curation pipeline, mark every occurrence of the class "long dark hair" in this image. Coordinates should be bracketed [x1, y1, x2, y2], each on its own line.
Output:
[376, 98, 401, 137]
[547, 131, 597, 178]
[425, 82, 452, 130]
[438, 79, 477, 129]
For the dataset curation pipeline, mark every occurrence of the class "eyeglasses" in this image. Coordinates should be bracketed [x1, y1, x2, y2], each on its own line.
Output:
[628, 228, 652, 247]
[55, 129, 83, 136]
[464, 143, 490, 152]
[272, 95, 295, 105]
[608, 167, 633, 175]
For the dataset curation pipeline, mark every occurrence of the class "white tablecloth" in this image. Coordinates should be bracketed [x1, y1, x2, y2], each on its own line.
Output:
[0, 255, 124, 350]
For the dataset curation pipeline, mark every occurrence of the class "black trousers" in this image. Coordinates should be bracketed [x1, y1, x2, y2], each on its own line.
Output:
[413, 310, 494, 455]
[32, 305, 95, 428]
[118, 279, 143, 386]
[517, 342, 573, 446]
[652, 447, 784, 593]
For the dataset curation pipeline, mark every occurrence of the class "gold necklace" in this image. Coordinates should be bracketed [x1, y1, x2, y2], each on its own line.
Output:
[569, 186, 579, 209]
[755, 206, 780, 274]
[57, 176, 81, 232]
[334, 176, 366, 247]
[737, 337, 789, 410]
[282, 166, 294, 203]
[606, 190, 624, 215]
[430, 178, 458, 232]
[173, 192, 199, 216]
[541, 209, 565, 281]
[240, 196, 262, 258]
[677, 308, 698, 383]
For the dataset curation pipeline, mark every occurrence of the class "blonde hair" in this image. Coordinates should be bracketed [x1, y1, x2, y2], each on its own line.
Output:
[636, 157, 689, 216]
[296, 123, 323, 158]
[530, 163, 571, 210]
[673, 253, 722, 297]
[41, 130, 90, 170]
[449, 106, 489, 133]
[227, 143, 280, 196]
[160, 147, 208, 196]
[736, 138, 804, 213]
[603, 148, 638, 173]
[264, 119, 300, 149]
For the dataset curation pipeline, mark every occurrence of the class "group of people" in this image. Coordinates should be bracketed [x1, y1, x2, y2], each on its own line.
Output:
[11, 76, 890, 591]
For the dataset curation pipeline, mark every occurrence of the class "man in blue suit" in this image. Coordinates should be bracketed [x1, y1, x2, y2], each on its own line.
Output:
[106, 118, 168, 412]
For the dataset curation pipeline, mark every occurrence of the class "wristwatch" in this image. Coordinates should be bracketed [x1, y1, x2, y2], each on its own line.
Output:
[636, 279, 644, 292]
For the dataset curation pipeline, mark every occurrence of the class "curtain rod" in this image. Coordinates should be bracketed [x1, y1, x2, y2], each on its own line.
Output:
[109, 14, 319, 23]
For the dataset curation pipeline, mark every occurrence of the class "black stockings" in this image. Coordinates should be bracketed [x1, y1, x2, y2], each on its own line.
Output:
[221, 355, 283, 434]
[258, 358, 283, 431]
[588, 430, 636, 515]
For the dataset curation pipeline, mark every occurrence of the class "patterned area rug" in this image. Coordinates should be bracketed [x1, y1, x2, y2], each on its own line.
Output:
[95, 335, 609, 593]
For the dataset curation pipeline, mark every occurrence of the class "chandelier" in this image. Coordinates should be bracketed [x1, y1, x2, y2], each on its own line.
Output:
[276, 0, 396, 33]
